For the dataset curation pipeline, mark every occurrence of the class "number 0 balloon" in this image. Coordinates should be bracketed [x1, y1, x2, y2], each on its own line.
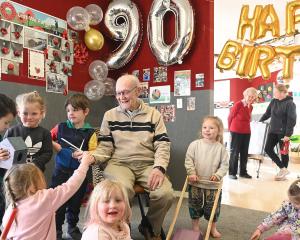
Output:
[148, 0, 195, 65]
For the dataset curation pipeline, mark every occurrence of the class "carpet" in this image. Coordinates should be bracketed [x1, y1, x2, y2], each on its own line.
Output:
[130, 198, 276, 240]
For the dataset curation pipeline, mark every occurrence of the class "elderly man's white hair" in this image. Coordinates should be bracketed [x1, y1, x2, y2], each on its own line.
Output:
[117, 74, 140, 88]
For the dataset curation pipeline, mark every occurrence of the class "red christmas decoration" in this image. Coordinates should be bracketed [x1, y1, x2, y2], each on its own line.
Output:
[0, 2, 16, 21]
[65, 55, 70, 62]
[74, 43, 88, 64]
[52, 37, 59, 46]
[62, 30, 68, 40]
[13, 31, 20, 39]
[0, 28, 7, 35]
[63, 66, 69, 74]
[13, 50, 21, 57]
[7, 63, 14, 71]
[1, 47, 9, 54]
[52, 50, 58, 57]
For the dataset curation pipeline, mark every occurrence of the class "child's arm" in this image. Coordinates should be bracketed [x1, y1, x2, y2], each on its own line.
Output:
[256, 201, 289, 233]
[185, 141, 198, 182]
[250, 229, 261, 240]
[213, 146, 229, 180]
[32, 129, 53, 171]
[50, 124, 61, 152]
[0, 148, 10, 161]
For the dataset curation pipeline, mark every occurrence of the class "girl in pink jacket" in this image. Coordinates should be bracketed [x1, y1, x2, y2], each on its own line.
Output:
[82, 179, 132, 240]
[1, 151, 94, 240]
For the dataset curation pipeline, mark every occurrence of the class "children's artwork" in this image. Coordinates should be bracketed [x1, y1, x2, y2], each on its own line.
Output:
[61, 63, 72, 76]
[187, 97, 196, 111]
[68, 29, 79, 42]
[0, 0, 67, 37]
[61, 39, 74, 52]
[11, 42, 23, 63]
[0, 39, 11, 59]
[10, 24, 23, 44]
[24, 28, 47, 52]
[176, 98, 183, 109]
[48, 47, 62, 62]
[132, 70, 139, 79]
[195, 73, 204, 88]
[2, 59, 19, 76]
[48, 35, 62, 50]
[159, 105, 176, 122]
[154, 66, 167, 83]
[149, 85, 171, 104]
[143, 68, 150, 81]
[139, 82, 149, 99]
[174, 70, 191, 96]
[46, 73, 67, 94]
[61, 51, 74, 65]
[28, 50, 45, 79]
[0, 20, 11, 41]
[46, 59, 60, 74]
[257, 83, 274, 102]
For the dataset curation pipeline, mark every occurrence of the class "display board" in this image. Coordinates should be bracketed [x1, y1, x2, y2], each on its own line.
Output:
[248, 121, 269, 155]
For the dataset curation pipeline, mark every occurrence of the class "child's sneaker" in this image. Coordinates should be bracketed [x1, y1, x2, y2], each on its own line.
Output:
[274, 168, 289, 181]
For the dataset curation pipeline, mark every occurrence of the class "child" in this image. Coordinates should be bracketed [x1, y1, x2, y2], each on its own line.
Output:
[1, 151, 95, 239]
[82, 179, 132, 240]
[0, 93, 17, 232]
[184, 116, 229, 238]
[250, 179, 300, 240]
[4, 91, 52, 172]
[50, 93, 97, 240]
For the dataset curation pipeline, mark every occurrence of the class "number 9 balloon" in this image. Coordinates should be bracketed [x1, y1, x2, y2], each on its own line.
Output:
[84, 80, 105, 101]
[66, 6, 90, 31]
[148, 0, 195, 65]
[104, 0, 143, 69]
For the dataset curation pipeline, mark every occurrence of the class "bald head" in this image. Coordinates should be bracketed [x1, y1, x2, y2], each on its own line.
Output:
[116, 74, 140, 89]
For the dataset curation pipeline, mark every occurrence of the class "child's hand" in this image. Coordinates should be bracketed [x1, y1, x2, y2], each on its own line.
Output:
[188, 175, 199, 183]
[250, 229, 261, 240]
[0, 148, 10, 161]
[53, 141, 62, 152]
[81, 151, 95, 165]
[210, 175, 219, 181]
[72, 150, 82, 160]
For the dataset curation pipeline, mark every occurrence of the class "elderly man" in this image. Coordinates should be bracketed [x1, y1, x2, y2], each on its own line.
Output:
[93, 74, 174, 240]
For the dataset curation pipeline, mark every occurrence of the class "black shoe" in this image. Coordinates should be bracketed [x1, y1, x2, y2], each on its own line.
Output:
[56, 230, 63, 240]
[240, 173, 252, 179]
[138, 223, 153, 240]
[66, 226, 82, 240]
[229, 175, 238, 179]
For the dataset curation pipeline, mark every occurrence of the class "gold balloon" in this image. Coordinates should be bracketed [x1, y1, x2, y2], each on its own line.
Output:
[84, 28, 104, 51]
[237, 5, 263, 41]
[216, 40, 241, 70]
[257, 4, 280, 39]
[275, 45, 300, 79]
[286, 1, 300, 36]
[248, 45, 275, 79]
[236, 45, 254, 77]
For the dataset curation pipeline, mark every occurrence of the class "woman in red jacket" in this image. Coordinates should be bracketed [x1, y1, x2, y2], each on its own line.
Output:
[228, 87, 258, 179]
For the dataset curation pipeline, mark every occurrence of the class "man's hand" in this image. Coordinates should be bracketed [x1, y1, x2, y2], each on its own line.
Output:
[0, 148, 9, 161]
[147, 168, 164, 191]
[188, 174, 199, 183]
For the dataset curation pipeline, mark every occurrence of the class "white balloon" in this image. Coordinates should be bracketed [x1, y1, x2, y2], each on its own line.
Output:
[103, 77, 116, 96]
[88, 60, 108, 80]
[148, 0, 195, 65]
[66, 6, 90, 31]
[84, 80, 105, 101]
[85, 4, 103, 25]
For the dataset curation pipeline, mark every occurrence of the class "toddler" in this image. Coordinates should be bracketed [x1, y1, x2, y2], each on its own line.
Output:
[185, 116, 229, 238]
[82, 179, 132, 240]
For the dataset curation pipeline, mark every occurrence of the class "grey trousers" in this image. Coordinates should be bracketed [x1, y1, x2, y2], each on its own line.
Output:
[104, 161, 174, 236]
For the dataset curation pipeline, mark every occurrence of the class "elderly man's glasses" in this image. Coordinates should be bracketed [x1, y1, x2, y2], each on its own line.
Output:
[116, 86, 137, 97]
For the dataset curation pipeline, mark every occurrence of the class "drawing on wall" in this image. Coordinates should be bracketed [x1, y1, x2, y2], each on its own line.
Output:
[24, 28, 47, 51]
[149, 85, 170, 104]
[11, 42, 23, 63]
[143, 68, 150, 81]
[153, 66, 167, 83]
[187, 97, 196, 111]
[257, 83, 273, 102]
[10, 23, 23, 44]
[159, 105, 176, 122]
[2, 59, 19, 76]
[46, 73, 67, 94]
[195, 73, 204, 87]
[28, 49, 45, 79]
[46, 59, 60, 74]
[0, 20, 11, 41]
[132, 69, 139, 79]
[0, 39, 11, 59]
[174, 70, 191, 96]
[139, 82, 149, 99]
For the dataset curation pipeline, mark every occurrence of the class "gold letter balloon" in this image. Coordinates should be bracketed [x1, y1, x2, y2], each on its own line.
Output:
[84, 28, 104, 51]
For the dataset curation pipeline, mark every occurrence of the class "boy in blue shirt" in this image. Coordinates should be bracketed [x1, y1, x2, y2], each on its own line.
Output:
[50, 94, 97, 240]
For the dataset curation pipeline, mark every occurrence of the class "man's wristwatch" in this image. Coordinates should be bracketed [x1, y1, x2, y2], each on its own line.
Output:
[154, 166, 166, 174]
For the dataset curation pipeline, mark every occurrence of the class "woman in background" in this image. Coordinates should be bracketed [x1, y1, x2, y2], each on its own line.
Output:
[228, 87, 258, 179]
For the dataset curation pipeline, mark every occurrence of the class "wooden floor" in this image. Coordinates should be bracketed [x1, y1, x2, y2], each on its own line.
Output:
[222, 157, 300, 213]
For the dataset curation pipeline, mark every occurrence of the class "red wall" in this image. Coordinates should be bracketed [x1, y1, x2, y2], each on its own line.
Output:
[3, 0, 214, 92]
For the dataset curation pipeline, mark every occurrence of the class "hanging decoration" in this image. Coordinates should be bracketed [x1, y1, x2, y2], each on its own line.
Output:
[85, 4, 103, 26]
[84, 28, 104, 51]
[84, 80, 105, 101]
[148, 0, 195, 66]
[104, 0, 143, 69]
[88, 60, 108, 80]
[74, 43, 89, 64]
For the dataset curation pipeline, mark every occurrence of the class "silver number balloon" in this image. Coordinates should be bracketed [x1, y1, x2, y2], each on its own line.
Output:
[104, 0, 142, 69]
[148, 0, 195, 65]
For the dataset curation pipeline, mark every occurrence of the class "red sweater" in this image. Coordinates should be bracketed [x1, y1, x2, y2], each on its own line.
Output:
[228, 100, 253, 134]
